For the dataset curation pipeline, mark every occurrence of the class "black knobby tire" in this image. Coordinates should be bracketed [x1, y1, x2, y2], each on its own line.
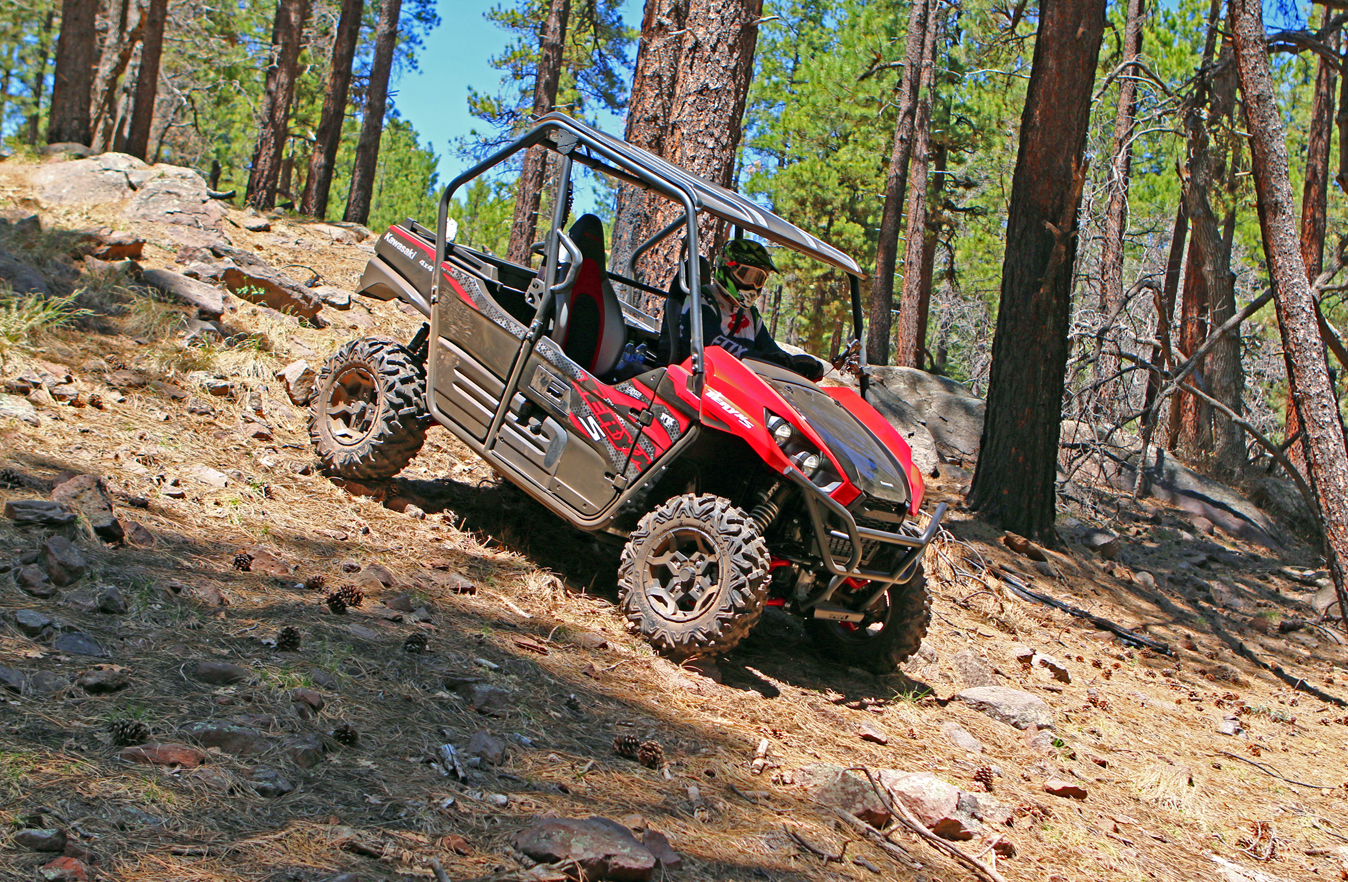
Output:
[805, 565, 931, 674]
[311, 337, 429, 480]
[618, 494, 770, 660]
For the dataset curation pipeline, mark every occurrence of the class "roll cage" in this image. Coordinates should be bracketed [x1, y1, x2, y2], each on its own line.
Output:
[429, 112, 870, 392]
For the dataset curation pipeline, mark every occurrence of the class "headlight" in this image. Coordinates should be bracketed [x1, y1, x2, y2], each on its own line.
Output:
[766, 414, 793, 445]
[793, 451, 821, 476]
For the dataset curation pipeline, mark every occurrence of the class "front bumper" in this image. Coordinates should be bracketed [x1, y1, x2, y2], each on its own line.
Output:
[785, 468, 947, 589]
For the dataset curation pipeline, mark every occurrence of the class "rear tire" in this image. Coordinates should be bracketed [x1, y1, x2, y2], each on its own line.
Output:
[618, 494, 769, 660]
[806, 566, 930, 674]
[311, 337, 428, 480]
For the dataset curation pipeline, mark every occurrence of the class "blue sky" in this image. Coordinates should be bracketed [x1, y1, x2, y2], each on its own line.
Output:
[393, 0, 643, 184]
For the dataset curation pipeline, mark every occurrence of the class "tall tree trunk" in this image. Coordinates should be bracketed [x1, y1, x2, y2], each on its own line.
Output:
[90, 2, 146, 153]
[612, 0, 689, 298]
[506, 0, 571, 265]
[1095, 0, 1146, 413]
[26, 10, 56, 145]
[966, 0, 1107, 544]
[246, 0, 312, 210]
[637, 0, 764, 290]
[47, 0, 98, 145]
[894, 9, 941, 369]
[344, 0, 401, 225]
[301, 0, 363, 219]
[1230, 0, 1348, 628]
[1289, 22, 1338, 469]
[1173, 233, 1210, 451]
[868, 0, 932, 367]
[912, 142, 947, 371]
[1207, 142, 1245, 473]
[1145, 203, 1187, 439]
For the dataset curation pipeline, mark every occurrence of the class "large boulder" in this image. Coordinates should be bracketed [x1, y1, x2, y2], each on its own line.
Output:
[1102, 448, 1283, 550]
[956, 686, 1055, 730]
[122, 166, 226, 231]
[510, 817, 657, 881]
[862, 384, 941, 477]
[31, 153, 145, 206]
[141, 269, 225, 319]
[0, 249, 51, 296]
[221, 265, 322, 320]
[868, 367, 986, 467]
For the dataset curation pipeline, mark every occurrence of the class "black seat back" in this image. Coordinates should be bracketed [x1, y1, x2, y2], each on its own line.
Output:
[658, 255, 712, 366]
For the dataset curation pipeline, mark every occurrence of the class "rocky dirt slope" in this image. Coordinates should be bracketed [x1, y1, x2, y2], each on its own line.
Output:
[2, 150, 1347, 882]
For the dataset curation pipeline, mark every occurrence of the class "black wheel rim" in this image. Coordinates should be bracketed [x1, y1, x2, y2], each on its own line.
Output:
[643, 527, 723, 623]
[325, 364, 380, 446]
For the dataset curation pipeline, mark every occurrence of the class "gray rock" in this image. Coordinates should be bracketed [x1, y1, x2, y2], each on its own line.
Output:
[221, 265, 322, 320]
[141, 268, 225, 319]
[51, 475, 123, 544]
[13, 609, 55, 637]
[1218, 714, 1244, 736]
[5, 499, 75, 527]
[864, 382, 942, 477]
[312, 285, 351, 309]
[17, 565, 55, 597]
[878, 771, 983, 840]
[121, 519, 154, 547]
[282, 735, 326, 769]
[466, 730, 509, 765]
[54, 632, 109, 658]
[0, 664, 26, 693]
[190, 660, 249, 685]
[13, 828, 66, 852]
[32, 153, 144, 206]
[42, 536, 88, 586]
[460, 683, 511, 717]
[27, 671, 67, 695]
[1080, 528, 1121, 560]
[1033, 653, 1071, 683]
[185, 722, 271, 755]
[510, 817, 657, 882]
[796, 763, 890, 828]
[956, 686, 1054, 730]
[949, 649, 996, 688]
[0, 392, 40, 426]
[122, 166, 226, 230]
[248, 766, 294, 797]
[275, 360, 316, 407]
[0, 248, 50, 296]
[940, 721, 983, 755]
[183, 317, 224, 344]
[96, 586, 128, 614]
[76, 664, 129, 692]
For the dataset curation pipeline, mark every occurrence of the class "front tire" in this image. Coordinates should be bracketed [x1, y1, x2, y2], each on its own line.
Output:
[806, 566, 930, 674]
[618, 494, 770, 660]
[311, 337, 428, 480]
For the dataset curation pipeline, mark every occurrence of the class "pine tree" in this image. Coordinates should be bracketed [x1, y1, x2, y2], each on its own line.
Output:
[46, 0, 97, 145]
[246, 0, 313, 210]
[345, 0, 401, 225]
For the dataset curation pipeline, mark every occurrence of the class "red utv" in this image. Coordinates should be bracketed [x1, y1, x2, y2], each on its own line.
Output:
[309, 113, 946, 673]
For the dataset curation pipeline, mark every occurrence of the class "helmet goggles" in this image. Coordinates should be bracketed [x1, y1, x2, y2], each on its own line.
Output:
[725, 261, 770, 292]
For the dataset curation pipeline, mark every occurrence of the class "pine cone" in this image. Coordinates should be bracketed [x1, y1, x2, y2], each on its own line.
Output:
[973, 766, 994, 792]
[332, 723, 359, 747]
[233, 551, 253, 572]
[0, 467, 25, 489]
[403, 633, 428, 654]
[637, 740, 664, 769]
[324, 590, 348, 614]
[325, 584, 363, 615]
[612, 733, 640, 760]
[110, 719, 150, 747]
[275, 626, 302, 652]
[303, 574, 326, 592]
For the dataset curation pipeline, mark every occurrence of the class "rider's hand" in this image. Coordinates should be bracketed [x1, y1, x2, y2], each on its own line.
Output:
[791, 353, 825, 382]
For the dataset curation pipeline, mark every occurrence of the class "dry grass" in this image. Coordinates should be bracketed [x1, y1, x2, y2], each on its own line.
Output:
[2, 159, 1348, 882]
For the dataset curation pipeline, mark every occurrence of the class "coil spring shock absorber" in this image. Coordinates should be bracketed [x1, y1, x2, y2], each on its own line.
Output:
[750, 482, 791, 532]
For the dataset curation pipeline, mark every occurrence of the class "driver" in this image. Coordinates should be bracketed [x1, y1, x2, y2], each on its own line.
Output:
[673, 240, 825, 381]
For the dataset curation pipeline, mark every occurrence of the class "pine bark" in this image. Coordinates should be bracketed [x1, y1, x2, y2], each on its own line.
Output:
[868, 0, 932, 367]
[90, 0, 142, 152]
[506, 0, 572, 265]
[637, 0, 764, 290]
[246, 0, 312, 210]
[966, 0, 1107, 544]
[1095, 0, 1146, 413]
[344, 0, 401, 225]
[1288, 24, 1338, 469]
[47, 0, 98, 145]
[1230, 0, 1348, 627]
[612, 0, 689, 295]
[301, 0, 364, 219]
[894, 10, 941, 369]
[122, 0, 167, 161]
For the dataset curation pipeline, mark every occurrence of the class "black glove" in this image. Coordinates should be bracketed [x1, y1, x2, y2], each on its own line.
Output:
[790, 353, 825, 382]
